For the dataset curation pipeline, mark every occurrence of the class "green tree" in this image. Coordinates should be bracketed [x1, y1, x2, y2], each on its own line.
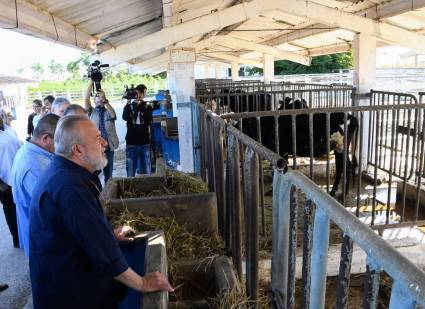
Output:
[30, 62, 45, 80]
[273, 52, 353, 76]
[48, 60, 64, 79]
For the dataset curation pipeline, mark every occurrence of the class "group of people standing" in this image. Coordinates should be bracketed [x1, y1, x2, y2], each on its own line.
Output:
[0, 82, 171, 308]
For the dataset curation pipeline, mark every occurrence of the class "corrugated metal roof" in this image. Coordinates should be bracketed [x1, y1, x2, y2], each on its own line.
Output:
[2, 0, 425, 71]
[0, 75, 36, 85]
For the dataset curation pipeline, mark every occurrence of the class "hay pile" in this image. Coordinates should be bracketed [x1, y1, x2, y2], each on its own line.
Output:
[208, 287, 270, 309]
[120, 171, 208, 198]
[110, 210, 224, 287]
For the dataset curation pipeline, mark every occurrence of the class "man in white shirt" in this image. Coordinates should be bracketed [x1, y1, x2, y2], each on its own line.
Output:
[0, 109, 22, 247]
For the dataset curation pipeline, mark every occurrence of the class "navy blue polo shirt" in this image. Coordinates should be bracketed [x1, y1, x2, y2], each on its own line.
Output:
[29, 155, 129, 309]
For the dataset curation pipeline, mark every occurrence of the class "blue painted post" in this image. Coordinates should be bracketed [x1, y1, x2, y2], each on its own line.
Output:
[309, 207, 330, 309]
[271, 171, 290, 307]
[389, 281, 417, 309]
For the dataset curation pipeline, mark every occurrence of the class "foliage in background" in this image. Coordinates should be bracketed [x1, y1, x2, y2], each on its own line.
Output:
[244, 52, 353, 76]
[26, 52, 166, 94]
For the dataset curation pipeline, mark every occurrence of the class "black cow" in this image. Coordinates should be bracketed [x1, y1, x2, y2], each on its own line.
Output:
[242, 111, 358, 196]
[219, 89, 272, 113]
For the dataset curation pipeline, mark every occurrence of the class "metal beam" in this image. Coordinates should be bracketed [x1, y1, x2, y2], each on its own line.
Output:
[279, 0, 425, 53]
[130, 53, 169, 72]
[0, 0, 98, 51]
[215, 36, 311, 65]
[262, 0, 425, 48]
[209, 53, 263, 67]
[99, 0, 278, 65]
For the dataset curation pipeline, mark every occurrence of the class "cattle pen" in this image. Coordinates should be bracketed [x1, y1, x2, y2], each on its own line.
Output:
[194, 79, 425, 308]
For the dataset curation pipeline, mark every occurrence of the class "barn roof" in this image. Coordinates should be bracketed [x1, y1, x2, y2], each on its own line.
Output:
[0, 75, 36, 85]
[2, 0, 425, 74]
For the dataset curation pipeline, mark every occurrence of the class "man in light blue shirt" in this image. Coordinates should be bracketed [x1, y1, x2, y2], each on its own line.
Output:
[11, 114, 60, 256]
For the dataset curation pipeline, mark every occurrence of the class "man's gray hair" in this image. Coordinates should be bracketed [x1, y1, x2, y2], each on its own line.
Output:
[54, 115, 88, 158]
[52, 96, 70, 111]
[33, 114, 60, 139]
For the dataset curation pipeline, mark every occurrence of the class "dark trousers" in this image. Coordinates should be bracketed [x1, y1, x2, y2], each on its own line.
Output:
[103, 149, 114, 184]
[0, 186, 19, 246]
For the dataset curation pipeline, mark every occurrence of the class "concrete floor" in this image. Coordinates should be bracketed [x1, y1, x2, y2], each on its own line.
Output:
[0, 209, 32, 309]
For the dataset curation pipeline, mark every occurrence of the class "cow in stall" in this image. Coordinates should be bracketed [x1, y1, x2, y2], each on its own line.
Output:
[241, 104, 358, 196]
[219, 89, 273, 113]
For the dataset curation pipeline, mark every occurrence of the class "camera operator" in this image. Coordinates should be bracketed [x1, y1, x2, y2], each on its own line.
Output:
[85, 80, 119, 183]
[122, 84, 153, 177]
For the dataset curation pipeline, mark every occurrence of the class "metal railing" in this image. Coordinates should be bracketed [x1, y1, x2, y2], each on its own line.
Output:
[197, 102, 285, 301]
[368, 90, 419, 180]
[271, 170, 425, 308]
[196, 86, 355, 115]
[195, 98, 425, 307]
[220, 102, 425, 227]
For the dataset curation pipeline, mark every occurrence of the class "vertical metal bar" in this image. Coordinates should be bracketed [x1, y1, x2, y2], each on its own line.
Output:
[386, 109, 397, 224]
[287, 186, 298, 308]
[309, 208, 330, 309]
[206, 118, 216, 192]
[275, 116, 280, 154]
[244, 147, 259, 303]
[256, 117, 266, 235]
[271, 171, 290, 308]
[389, 281, 416, 309]
[326, 113, 330, 193]
[372, 111, 380, 226]
[362, 258, 381, 309]
[415, 109, 425, 223]
[342, 112, 348, 205]
[336, 235, 354, 309]
[225, 134, 234, 257]
[227, 134, 242, 277]
[200, 112, 207, 181]
[356, 112, 363, 218]
[309, 113, 314, 180]
[292, 114, 298, 169]
[401, 108, 412, 222]
[214, 124, 226, 236]
[302, 200, 315, 309]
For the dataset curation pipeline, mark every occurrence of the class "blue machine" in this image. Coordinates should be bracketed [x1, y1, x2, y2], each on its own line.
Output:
[162, 117, 180, 169]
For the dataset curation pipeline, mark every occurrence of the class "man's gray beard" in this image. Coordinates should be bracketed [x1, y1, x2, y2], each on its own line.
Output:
[86, 153, 108, 171]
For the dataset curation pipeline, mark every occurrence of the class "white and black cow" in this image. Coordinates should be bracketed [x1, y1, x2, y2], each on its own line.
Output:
[241, 110, 358, 196]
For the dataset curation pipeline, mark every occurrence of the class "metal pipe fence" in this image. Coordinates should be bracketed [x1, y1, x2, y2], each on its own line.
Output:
[219, 102, 425, 227]
[271, 170, 425, 309]
[196, 87, 355, 115]
[195, 98, 425, 307]
[197, 102, 285, 302]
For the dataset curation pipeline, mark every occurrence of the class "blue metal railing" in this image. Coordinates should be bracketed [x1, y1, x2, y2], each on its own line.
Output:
[271, 170, 425, 308]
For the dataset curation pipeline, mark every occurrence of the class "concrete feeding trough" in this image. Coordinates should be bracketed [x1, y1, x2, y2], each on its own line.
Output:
[101, 171, 218, 234]
[169, 256, 240, 309]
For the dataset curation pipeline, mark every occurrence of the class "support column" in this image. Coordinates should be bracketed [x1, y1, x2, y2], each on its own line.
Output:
[353, 33, 376, 171]
[215, 64, 224, 79]
[167, 47, 196, 172]
[231, 62, 240, 81]
[204, 64, 211, 79]
[263, 53, 274, 84]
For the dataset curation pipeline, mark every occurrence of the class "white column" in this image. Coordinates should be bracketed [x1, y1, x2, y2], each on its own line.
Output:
[167, 47, 196, 172]
[231, 62, 240, 81]
[353, 33, 376, 171]
[204, 64, 211, 78]
[263, 53, 274, 84]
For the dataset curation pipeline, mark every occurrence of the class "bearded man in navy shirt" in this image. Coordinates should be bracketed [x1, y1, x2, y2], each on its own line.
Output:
[29, 115, 172, 309]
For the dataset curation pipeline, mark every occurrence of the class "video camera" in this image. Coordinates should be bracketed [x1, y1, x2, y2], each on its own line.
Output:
[123, 85, 138, 100]
[88, 60, 109, 92]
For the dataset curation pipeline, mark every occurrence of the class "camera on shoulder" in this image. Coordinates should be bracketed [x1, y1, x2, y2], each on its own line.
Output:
[123, 85, 138, 100]
[88, 60, 109, 92]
